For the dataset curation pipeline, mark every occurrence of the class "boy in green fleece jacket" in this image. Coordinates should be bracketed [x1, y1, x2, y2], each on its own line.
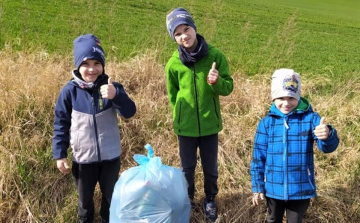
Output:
[165, 7, 233, 222]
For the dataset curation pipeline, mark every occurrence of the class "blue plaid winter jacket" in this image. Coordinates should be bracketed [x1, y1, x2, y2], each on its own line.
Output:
[250, 98, 339, 200]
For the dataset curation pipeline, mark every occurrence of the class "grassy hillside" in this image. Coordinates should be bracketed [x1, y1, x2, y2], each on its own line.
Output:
[1, 0, 359, 75]
[269, 0, 360, 21]
[0, 0, 360, 222]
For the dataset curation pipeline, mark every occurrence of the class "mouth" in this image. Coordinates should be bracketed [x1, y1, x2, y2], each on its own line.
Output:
[283, 106, 294, 112]
[183, 37, 190, 43]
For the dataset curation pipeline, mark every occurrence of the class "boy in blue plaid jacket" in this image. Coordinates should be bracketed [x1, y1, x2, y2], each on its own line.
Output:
[250, 68, 339, 223]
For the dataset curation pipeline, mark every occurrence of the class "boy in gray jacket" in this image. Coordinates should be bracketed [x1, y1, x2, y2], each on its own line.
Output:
[52, 34, 136, 223]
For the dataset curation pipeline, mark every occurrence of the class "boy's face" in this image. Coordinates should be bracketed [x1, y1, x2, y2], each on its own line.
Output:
[274, 97, 299, 114]
[173, 24, 198, 53]
[78, 59, 103, 82]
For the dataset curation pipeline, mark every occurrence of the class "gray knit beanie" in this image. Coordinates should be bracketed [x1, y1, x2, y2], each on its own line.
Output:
[166, 7, 196, 40]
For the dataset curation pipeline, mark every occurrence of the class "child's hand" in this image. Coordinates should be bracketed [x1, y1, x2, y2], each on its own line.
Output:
[56, 158, 71, 174]
[314, 117, 330, 140]
[207, 62, 219, 85]
[252, 193, 264, 206]
[100, 77, 116, 99]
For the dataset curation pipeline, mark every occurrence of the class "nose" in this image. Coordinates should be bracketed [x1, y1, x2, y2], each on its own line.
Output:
[283, 100, 290, 106]
[181, 33, 188, 41]
[88, 67, 94, 72]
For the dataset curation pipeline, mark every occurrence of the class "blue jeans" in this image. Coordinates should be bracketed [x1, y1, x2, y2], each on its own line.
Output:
[178, 134, 219, 200]
[72, 158, 120, 223]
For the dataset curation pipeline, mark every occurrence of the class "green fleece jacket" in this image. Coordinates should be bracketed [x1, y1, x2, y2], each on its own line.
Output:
[165, 45, 233, 137]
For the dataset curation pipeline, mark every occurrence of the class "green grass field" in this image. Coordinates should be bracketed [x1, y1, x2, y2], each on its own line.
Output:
[1, 0, 360, 222]
[1, 0, 359, 75]
[270, 0, 360, 21]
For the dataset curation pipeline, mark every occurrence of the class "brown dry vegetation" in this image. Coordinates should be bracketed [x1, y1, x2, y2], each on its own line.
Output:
[0, 49, 360, 222]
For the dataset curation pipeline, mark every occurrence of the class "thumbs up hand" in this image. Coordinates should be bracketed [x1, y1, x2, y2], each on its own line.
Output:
[100, 77, 116, 99]
[314, 117, 330, 140]
[207, 62, 219, 85]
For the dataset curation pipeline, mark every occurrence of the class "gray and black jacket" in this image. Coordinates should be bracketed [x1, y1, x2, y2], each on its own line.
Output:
[52, 72, 136, 164]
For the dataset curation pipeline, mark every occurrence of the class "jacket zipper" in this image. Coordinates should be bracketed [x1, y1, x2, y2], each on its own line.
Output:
[92, 93, 101, 161]
[283, 118, 289, 200]
[192, 66, 201, 136]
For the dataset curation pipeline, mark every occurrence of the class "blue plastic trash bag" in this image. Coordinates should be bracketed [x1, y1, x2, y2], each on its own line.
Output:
[110, 144, 191, 223]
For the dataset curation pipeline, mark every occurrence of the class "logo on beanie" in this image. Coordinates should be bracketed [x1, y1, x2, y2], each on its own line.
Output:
[167, 14, 195, 26]
[92, 46, 105, 61]
[282, 74, 299, 93]
[93, 47, 104, 56]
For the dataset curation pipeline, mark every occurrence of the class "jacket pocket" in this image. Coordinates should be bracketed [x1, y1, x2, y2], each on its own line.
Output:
[307, 167, 315, 190]
[177, 102, 182, 124]
[265, 166, 284, 184]
[212, 97, 220, 127]
[175, 102, 182, 132]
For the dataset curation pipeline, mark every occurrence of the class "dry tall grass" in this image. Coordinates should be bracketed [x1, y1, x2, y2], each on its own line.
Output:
[0, 49, 359, 222]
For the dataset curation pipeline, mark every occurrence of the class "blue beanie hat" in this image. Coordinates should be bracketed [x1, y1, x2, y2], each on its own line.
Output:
[73, 34, 105, 70]
[166, 7, 196, 40]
